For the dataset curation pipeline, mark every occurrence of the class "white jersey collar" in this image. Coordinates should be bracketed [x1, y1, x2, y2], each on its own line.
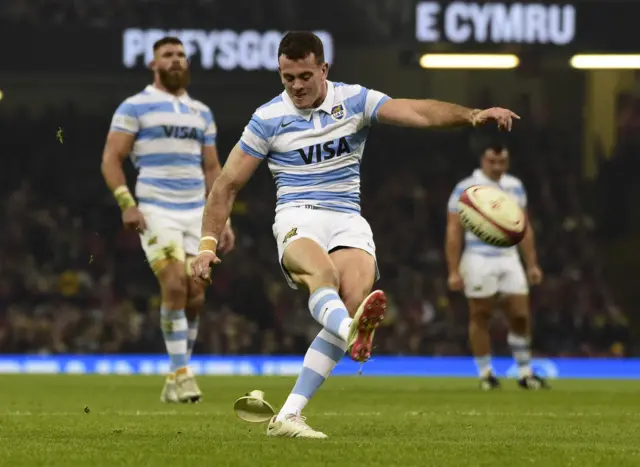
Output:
[473, 168, 504, 186]
[281, 80, 336, 121]
[145, 84, 191, 103]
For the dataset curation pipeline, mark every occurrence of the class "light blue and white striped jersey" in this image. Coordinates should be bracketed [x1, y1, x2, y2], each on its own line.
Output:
[110, 85, 217, 211]
[448, 169, 527, 256]
[239, 80, 390, 214]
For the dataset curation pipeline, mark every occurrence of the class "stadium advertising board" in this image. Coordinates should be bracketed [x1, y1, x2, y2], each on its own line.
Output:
[1, 355, 640, 379]
[416, 2, 576, 45]
[0, 1, 635, 73]
[0, 25, 335, 73]
[414, 1, 637, 51]
[122, 28, 335, 71]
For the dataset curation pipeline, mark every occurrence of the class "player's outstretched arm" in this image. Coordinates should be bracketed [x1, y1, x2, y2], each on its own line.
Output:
[376, 98, 520, 131]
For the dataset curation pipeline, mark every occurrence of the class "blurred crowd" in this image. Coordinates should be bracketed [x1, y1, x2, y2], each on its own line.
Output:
[596, 90, 640, 240]
[1, 0, 415, 40]
[0, 88, 633, 358]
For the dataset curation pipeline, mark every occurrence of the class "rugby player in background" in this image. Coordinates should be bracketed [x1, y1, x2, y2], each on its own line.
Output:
[446, 142, 547, 390]
[101, 37, 235, 403]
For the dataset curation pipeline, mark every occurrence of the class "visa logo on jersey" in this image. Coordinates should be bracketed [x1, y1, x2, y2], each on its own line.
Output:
[162, 125, 202, 140]
[296, 137, 352, 164]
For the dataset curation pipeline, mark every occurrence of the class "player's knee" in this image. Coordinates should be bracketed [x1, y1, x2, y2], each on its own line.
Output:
[162, 278, 188, 305]
[504, 294, 530, 334]
[186, 289, 206, 319]
[469, 302, 493, 326]
[159, 266, 188, 307]
[469, 313, 491, 329]
[508, 314, 529, 335]
[303, 265, 340, 292]
[321, 265, 340, 289]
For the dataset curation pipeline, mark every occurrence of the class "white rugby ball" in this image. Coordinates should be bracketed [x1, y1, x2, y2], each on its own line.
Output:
[457, 184, 527, 247]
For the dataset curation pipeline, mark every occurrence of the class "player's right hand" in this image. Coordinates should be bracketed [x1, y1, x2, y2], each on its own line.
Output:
[122, 206, 147, 232]
[447, 271, 464, 292]
[472, 107, 520, 131]
[191, 251, 221, 285]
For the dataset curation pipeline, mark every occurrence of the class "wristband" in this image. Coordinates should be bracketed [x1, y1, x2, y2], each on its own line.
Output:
[198, 236, 218, 255]
[469, 109, 482, 127]
[113, 186, 136, 212]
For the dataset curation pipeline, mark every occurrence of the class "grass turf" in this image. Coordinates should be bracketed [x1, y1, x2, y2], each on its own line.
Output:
[1, 376, 639, 466]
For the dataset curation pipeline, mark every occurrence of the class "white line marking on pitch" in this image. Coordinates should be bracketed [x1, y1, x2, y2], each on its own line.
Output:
[1, 410, 637, 418]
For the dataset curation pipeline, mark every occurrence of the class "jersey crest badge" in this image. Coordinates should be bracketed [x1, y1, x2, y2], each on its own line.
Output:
[330, 103, 346, 121]
[283, 227, 298, 244]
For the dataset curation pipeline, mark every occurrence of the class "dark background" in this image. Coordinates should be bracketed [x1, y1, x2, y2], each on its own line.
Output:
[0, 0, 638, 358]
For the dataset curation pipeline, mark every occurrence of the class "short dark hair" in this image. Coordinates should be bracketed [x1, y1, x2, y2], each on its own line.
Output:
[153, 36, 183, 52]
[278, 31, 324, 64]
[480, 140, 508, 155]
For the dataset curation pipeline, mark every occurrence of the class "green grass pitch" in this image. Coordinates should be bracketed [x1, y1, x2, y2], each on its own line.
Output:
[1, 375, 639, 466]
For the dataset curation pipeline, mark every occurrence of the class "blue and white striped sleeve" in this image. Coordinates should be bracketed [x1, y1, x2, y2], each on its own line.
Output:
[203, 109, 217, 146]
[239, 114, 271, 159]
[110, 101, 139, 135]
[363, 88, 391, 125]
[447, 183, 466, 213]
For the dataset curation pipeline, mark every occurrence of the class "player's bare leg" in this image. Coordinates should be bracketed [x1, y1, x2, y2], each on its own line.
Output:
[331, 248, 385, 362]
[268, 239, 340, 439]
[284, 238, 354, 342]
[183, 258, 205, 401]
[284, 241, 385, 361]
[330, 248, 377, 315]
[185, 279, 205, 361]
[503, 294, 549, 389]
[468, 297, 500, 390]
[156, 260, 198, 403]
[268, 241, 383, 438]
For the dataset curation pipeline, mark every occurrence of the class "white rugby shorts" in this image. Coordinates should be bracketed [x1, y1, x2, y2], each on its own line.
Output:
[460, 251, 529, 298]
[138, 204, 202, 268]
[272, 206, 379, 289]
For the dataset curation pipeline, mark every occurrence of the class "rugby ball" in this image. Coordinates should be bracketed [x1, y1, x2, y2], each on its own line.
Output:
[457, 184, 527, 247]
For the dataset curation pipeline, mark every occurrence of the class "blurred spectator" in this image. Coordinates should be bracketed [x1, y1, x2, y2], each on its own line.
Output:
[0, 100, 632, 357]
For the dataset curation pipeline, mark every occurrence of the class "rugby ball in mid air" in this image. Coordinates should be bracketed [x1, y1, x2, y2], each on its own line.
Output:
[457, 184, 527, 247]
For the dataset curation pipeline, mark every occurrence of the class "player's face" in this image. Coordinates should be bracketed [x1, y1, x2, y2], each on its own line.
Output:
[481, 149, 509, 180]
[278, 53, 328, 109]
[151, 44, 190, 93]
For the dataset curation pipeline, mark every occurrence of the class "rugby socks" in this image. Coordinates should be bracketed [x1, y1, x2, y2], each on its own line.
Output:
[277, 288, 351, 420]
[277, 329, 347, 421]
[508, 333, 532, 378]
[160, 307, 189, 372]
[474, 355, 494, 378]
[308, 287, 352, 341]
[187, 316, 199, 361]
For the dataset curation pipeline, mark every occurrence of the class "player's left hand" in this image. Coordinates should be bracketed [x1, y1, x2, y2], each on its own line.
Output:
[218, 224, 236, 254]
[526, 265, 543, 285]
[191, 251, 221, 285]
[472, 107, 520, 131]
